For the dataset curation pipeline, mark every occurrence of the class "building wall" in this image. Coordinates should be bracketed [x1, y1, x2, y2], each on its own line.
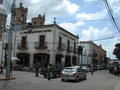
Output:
[80, 41, 106, 66]
[14, 25, 78, 69]
[79, 43, 92, 65]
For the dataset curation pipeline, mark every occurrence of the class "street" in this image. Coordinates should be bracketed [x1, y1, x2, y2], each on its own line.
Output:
[0, 70, 120, 90]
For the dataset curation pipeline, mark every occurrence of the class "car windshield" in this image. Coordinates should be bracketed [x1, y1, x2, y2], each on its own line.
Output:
[63, 68, 76, 72]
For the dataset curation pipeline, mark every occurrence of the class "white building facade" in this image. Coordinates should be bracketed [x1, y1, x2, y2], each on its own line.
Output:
[79, 41, 106, 66]
[13, 24, 78, 69]
[79, 42, 92, 65]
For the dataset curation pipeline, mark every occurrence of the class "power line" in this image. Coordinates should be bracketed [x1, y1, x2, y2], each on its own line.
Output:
[103, 0, 120, 34]
[88, 36, 120, 42]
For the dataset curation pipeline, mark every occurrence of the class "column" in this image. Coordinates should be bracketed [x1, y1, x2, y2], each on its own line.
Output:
[29, 52, 34, 69]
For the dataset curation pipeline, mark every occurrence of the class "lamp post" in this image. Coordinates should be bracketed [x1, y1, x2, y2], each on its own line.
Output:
[6, 0, 16, 78]
[77, 35, 79, 65]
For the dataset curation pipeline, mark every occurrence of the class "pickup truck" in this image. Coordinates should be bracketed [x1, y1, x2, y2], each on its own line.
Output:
[40, 64, 63, 78]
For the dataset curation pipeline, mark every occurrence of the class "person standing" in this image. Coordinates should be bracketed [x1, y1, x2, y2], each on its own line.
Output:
[114, 66, 119, 77]
[34, 62, 41, 77]
[0, 61, 4, 74]
[47, 63, 52, 80]
[91, 65, 94, 75]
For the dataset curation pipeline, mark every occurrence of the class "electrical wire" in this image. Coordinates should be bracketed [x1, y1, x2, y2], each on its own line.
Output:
[87, 36, 120, 42]
[103, 0, 120, 34]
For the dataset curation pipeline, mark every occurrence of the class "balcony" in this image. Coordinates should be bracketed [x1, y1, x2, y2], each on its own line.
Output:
[73, 48, 78, 54]
[17, 43, 28, 50]
[57, 43, 65, 51]
[67, 46, 73, 53]
[34, 42, 48, 50]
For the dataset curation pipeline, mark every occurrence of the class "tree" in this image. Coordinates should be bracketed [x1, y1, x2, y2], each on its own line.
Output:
[78, 46, 84, 55]
[78, 46, 84, 65]
[113, 43, 120, 59]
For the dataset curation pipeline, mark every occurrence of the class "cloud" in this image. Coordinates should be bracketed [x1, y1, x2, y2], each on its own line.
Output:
[79, 26, 118, 58]
[59, 21, 85, 34]
[62, 0, 80, 14]
[0, 4, 7, 14]
[31, 0, 40, 3]
[76, 9, 107, 20]
[25, 0, 80, 24]
[80, 26, 113, 41]
[84, 0, 97, 2]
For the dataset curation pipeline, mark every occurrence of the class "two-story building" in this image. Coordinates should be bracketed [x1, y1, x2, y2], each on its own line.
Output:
[14, 20, 78, 69]
[79, 41, 106, 67]
[0, 2, 78, 69]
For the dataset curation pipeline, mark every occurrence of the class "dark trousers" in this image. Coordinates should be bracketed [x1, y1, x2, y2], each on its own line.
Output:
[91, 71, 94, 75]
[35, 68, 39, 77]
[0, 67, 3, 74]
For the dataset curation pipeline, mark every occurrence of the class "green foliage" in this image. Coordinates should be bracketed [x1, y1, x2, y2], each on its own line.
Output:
[33, 63, 41, 69]
[113, 43, 120, 59]
[93, 53, 98, 57]
[78, 46, 84, 55]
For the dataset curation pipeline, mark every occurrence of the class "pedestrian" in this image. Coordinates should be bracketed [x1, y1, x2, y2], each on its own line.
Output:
[0, 61, 4, 74]
[91, 65, 94, 75]
[114, 66, 120, 77]
[47, 63, 52, 80]
[10, 60, 13, 77]
[34, 62, 41, 77]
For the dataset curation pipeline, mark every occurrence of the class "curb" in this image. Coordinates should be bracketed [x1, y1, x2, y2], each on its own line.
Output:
[0, 78, 16, 80]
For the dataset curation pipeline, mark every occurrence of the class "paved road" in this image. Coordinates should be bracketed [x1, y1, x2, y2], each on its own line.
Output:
[0, 70, 120, 90]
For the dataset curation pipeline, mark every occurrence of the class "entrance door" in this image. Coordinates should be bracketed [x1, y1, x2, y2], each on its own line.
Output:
[17, 53, 30, 67]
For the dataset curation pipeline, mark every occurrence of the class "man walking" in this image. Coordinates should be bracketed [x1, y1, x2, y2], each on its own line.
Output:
[91, 65, 94, 75]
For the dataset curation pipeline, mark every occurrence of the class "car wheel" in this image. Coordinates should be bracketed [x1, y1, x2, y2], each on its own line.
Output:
[44, 75, 47, 78]
[61, 78, 65, 82]
[75, 77, 79, 82]
[84, 76, 87, 80]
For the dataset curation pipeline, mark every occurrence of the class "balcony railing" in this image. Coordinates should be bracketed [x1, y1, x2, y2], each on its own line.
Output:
[57, 43, 65, 51]
[67, 46, 73, 52]
[34, 42, 48, 50]
[73, 48, 78, 54]
[17, 43, 28, 50]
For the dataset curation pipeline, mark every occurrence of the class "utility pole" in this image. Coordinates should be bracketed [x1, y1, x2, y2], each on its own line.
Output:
[6, 0, 15, 78]
[77, 35, 79, 65]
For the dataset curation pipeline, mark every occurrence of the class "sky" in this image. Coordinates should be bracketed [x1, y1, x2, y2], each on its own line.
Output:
[2, 0, 120, 59]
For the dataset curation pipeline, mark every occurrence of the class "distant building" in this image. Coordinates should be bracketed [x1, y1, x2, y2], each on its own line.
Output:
[79, 41, 106, 66]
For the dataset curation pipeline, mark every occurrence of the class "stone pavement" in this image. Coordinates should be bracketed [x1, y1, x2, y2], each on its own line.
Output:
[0, 70, 120, 90]
[115, 77, 120, 90]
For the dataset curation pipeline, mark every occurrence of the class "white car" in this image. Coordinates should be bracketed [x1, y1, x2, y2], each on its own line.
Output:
[61, 66, 87, 82]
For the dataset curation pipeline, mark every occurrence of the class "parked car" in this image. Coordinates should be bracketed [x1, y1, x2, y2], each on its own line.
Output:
[40, 64, 63, 78]
[61, 66, 87, 82]
[81, 66, 90, 72]
[96, 65, 102, 70]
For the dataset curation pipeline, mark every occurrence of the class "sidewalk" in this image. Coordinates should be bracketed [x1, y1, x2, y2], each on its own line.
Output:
[115, 77, 120, 90]
[0, 70, 16, 80]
